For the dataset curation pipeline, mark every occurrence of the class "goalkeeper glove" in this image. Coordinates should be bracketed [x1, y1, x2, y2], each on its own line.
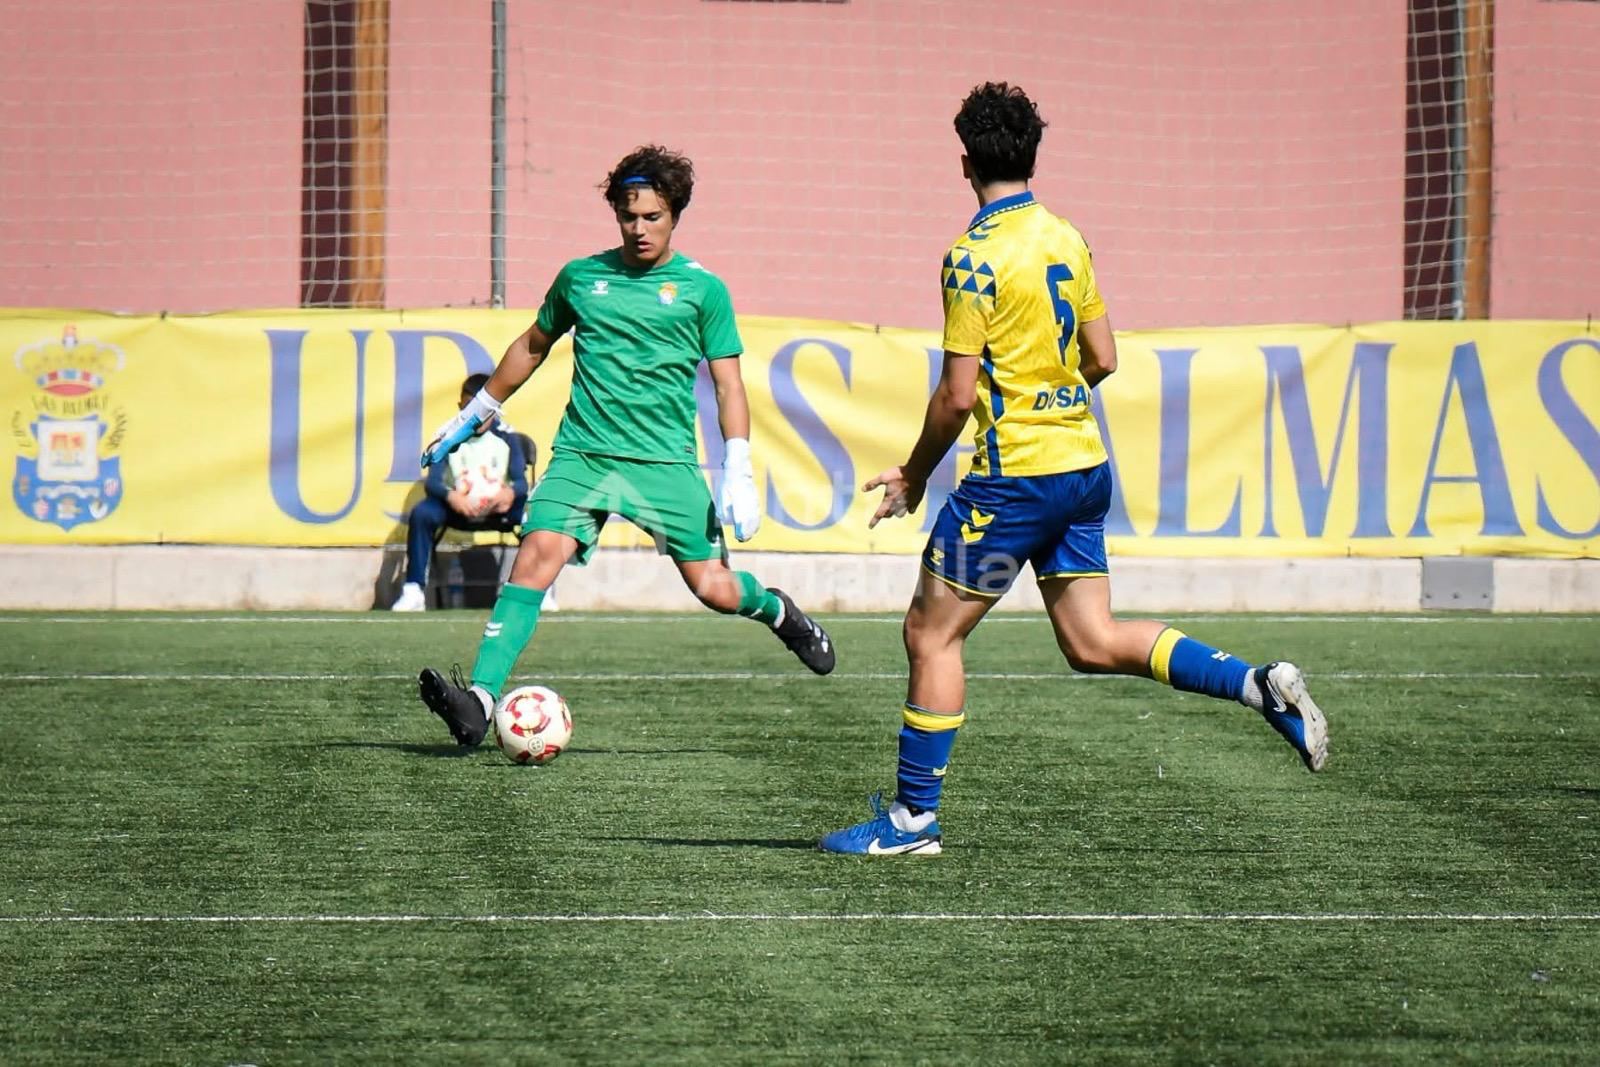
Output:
[421, 388, 503, 469]
[718, 437, 762, 542]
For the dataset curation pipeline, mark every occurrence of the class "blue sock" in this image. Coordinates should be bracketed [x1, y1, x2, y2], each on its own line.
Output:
[1148, 627, 1252, 702]
[895, 703, 964, 812]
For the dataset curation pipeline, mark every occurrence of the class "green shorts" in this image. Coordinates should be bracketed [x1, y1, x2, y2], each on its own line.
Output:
[522, 450, 726, 566]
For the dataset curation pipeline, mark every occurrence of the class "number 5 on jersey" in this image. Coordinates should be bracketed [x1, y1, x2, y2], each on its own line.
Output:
[1045, 263, 1076, 366]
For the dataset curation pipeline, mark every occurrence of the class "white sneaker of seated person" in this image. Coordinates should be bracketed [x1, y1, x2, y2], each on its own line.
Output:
[391, 581, 426, 612]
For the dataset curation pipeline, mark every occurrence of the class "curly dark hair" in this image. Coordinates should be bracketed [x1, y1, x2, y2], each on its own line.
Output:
[601, 145, 695, 219]
[953, 82, 1047, 185]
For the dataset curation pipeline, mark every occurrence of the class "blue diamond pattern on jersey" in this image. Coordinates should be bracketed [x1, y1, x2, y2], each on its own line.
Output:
[976, 262, 996, 297]
[942, 248, 996, 309]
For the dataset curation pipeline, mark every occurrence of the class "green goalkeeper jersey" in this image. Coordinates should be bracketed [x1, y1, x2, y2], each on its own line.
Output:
[535, 249, 743, 464]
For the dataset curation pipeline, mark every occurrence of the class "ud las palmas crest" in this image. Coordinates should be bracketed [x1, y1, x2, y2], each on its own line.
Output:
[10, 325, 128, 531]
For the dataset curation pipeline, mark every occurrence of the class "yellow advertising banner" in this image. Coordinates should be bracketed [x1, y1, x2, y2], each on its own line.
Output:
[2, 310, 1596, 557]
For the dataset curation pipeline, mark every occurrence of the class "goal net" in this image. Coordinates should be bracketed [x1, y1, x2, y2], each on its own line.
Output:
[1, 1, 1593, 326]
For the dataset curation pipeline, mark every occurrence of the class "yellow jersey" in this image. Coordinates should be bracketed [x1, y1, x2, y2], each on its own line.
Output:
[940, 191, 1108, 477]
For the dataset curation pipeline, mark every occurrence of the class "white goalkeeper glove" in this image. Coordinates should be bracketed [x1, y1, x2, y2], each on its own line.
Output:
[421, 388, 502, 469]
[718, 437, 762, 542]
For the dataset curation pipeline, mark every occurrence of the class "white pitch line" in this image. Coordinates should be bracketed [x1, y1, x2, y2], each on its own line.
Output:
[6, 672, 906, 682]
[6, 670, 1594, 683]
[0, 614, 1592, 626]
[4, 912, 1599, 925]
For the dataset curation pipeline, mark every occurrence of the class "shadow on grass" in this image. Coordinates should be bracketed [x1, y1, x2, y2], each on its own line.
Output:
[597, 836, 817, 850]
[566, 747, 721, 757]
[313, 742, 722, 759]
[318, 741, 477, 758]
[1088, 845, 1277, 856]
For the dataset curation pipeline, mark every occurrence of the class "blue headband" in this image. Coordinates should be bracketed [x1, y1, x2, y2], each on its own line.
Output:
[620, 176, 651, 187]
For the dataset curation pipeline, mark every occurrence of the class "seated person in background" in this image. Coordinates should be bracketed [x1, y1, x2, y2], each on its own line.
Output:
[392, 373, 530, 612]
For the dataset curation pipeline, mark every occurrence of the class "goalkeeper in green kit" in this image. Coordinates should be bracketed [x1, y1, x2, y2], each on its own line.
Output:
[416, 145, 835, 746]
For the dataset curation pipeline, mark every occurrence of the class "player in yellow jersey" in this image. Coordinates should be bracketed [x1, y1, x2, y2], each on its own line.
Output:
[821, 83, 1327, 856]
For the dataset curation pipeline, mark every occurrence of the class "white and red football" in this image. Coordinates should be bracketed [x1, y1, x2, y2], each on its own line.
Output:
[455, 466, 506, 510]
[492, 685, 572, 765]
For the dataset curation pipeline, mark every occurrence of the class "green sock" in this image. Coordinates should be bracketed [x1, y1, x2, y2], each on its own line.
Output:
[470, 583, 545, 699]
[734, 571, 784, 626]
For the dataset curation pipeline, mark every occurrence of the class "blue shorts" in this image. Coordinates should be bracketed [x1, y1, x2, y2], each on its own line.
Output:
[922, 463, 1111, 597]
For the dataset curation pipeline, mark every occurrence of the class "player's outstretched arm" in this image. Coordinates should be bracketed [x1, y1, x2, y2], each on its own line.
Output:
[487, 322, 556, 404]
[421, 323, 556, 468]
[864, 351, 978, 527]
[708, 355, 761, 541]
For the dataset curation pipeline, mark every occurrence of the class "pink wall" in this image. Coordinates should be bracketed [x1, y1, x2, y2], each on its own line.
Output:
[1492, 1, 1600, 320]
[504, 0, 1401, 329]
[386, 2, 492, 309]
[0, 1, 303, 311]
[1, 2, 1590, 326]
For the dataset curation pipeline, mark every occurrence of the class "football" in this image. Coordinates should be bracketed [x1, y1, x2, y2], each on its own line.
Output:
[492, 685, 572, 765]
[455, 466, 506, 510]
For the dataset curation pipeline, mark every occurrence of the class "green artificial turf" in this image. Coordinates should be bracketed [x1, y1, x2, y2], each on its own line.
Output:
[2, 610, 1597, 1064]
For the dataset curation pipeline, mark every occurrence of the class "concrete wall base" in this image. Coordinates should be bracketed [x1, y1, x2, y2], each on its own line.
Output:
[1, 545, 1596, 613]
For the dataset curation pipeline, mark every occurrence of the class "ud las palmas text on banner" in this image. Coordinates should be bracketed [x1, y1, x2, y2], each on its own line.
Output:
[2, 311, 1596, 559]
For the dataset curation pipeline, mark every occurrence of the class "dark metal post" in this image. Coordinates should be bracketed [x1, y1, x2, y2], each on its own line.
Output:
[490, 0, 507, 308]
[1462, 0, 1494, 318]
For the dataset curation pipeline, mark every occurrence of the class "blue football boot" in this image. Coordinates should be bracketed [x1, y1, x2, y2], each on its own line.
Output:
[819, 793, 942, 856]
[1255, 661, 1328, 771]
